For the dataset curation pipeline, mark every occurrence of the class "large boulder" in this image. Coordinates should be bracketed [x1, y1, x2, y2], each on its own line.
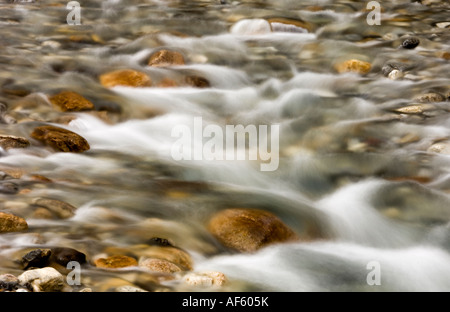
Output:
[207, 208, 299, 253]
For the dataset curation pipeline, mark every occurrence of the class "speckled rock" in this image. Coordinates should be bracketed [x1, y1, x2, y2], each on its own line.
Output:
[0, 212, 28, 233]
[0, 135, 30, 150]
[148, 50, 185, 67]
[139, 257, 182, 273]
[334, 59, 372, 74]
[31, 125, 90, 153]
[183, 271, 227, 287]
[48, 91, 95, 112]
[99, 69, 152, 88]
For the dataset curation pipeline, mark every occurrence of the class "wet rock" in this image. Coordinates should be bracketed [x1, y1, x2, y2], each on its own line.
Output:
[51, 247, 86, 266]
[0, 212, 28, 233]
[48, 91, 95, 112]
[148, 50, 185, 67]
[183, 271, 227, 287]
[18, 267, 64, 292]
[230, 19, 272, 35]
[0, 274, 20, 291]
[99, 69, 152, 88]
[0, 182, 19, 194]
[94, 255, 138, 269]
[0, 135, 30, 150]
[116, 285, 148, 292]
[334, 59, 371, 74]
[414, 93, 446, 103]
[267, 18, 312, 33]
[394, 104, 435, 114]
[139, 257, 182, 274]
[21, 248, 52, 269]
[184, 75, 210, 88]
[388, 69, 403, 80]
[428, 141, 450, 154]
[31, 125, 90, 153]
[402, 37, 420, 49]
[33, 198, 77, 219]
[135, 245, 193, 271]
[207, 208, 299, 253]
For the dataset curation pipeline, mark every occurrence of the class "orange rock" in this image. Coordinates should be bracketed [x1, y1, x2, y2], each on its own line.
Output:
[148, 50, 185, 67]
[48, 91, 95, 112]
[94, 255, 138, 269]
[208, 208, 298, 253]
[0, 212, 28, 233]
[334, 59, 372, 74]
[99, 69, 152, 88]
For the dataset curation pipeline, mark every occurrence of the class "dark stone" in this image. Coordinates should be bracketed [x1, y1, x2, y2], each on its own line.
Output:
[147, 237, 174, 248]
[402, 37, 420, 49]
[51, 247, 87, 266]
[0, 182, 19, 194]
[0, 274, 19, 291]
[185, 76, 210, 88]
[21, 249, 52, 269]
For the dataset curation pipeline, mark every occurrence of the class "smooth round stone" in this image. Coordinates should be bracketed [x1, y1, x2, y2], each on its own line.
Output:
[230, 19, 272, 35]
[148, 50, 185, 67]
[18, 267, 65, 292]
[48, 91, 95, 112]
[94, 255, 138, 269]
[99, 69, 152, 88]
[31, 125, 90, 153]
[207, 208, 298, 253]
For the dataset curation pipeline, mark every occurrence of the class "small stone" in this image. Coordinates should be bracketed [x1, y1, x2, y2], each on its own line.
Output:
[116, 285, 148, 292]
[0, 182, 19, 194]
[21, 249, 52, 269]
[230, 19, 272, 35]
[48, 91, 95, 112]
[0, 212, 28, 233]
[428, 142, 450, 154]
[394, 104, 434, 114]
[139, 258, 182, 274]
[334, 59, 372, 74]
[94, 255, 138, 269]
[436, 22, 450, 28]
[0, 135, 30, 150]
[33, 198, 77, 219]
[267, 18, 311, 33]
[147, 237, 174, 247]
[51, 247, 86, 266]
[184, 75, 210, 88]
[148, 50, 185, 67]
[0, 274, 19, 291]
[183, 271, 227, 287]
[18, 267, 65, 292]
[99, 69, 152, 88]
[138, 246, 193, 271]
[31, 125, 90, 153]
[402, 37, 420, 49]
[388, 69, 403, 80]
[414, 93, 445, 103]
[207, 208, 298, 253]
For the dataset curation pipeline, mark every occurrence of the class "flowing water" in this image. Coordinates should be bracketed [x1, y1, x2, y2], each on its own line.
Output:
[0, 0, 450, 292]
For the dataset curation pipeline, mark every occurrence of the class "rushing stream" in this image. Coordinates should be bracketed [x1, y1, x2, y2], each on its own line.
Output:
[0, 0, 449, 292]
